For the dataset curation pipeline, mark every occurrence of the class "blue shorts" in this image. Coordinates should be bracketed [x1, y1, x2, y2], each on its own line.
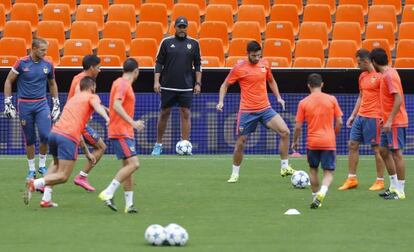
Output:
[349, 116, 381, 145]
[18, 98, 51, 145]
[236, 108, 278, 136]
[110, 138, 137, 160]
[307, 150, 336, 170]
[82, 125, 100, 146]
[380, 127, 406, 150]
[48, 132, 79, 160]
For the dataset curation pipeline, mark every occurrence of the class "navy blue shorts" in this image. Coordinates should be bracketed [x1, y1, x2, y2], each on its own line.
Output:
[349, 116, 381, 145]
[236, 108, 278, 136]
[110, 138, 137, 160]
[18, 98, 51, 145]
[82, 125, 100, 146]
[48, 132, 78, 160]
[380, 127, 406, 150]
[307, 150, 336, 170]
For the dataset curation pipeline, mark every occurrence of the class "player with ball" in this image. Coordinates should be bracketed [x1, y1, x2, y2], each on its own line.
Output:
[292, 74, 343, 209]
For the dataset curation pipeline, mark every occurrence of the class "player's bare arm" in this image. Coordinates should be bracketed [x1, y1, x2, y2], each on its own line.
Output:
[335, 116, 343, 135]
[113, 99, 145, 132]
[91, 99, 110, 125]
[153, 73, 161, 93]
[291, 121, 303, 151]
[80, 136, 96, 164]
[347, 93, 362, 127]
[268, 76, 285, 111]
[194, 71, 202, 95]
[216, 81, 230, 112]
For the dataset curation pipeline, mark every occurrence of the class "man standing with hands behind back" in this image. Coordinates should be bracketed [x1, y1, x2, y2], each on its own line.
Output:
[151, 16, 202, 155]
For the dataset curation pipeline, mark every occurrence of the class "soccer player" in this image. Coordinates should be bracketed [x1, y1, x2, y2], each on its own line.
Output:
[98, 58, 145, 213]
[338, 49, 386, 191]
[23, 76, 109, 207]
[370, 48, 408, 200]
[292, 74, 343, 209]
[3, 38, 61, 179]
[67, 55, 107, 192]
[216, 40, 294, 183]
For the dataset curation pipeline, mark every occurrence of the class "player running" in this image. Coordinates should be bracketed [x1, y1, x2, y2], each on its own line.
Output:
[98, 58, 145, 213]
[338, 49, 386, 191]
[292, 74, 343, 209]
[23, 76, 109, 207]
[67, 55, 107, 192]
[216, 40, 294, 183]
[370, 48, 408, 200]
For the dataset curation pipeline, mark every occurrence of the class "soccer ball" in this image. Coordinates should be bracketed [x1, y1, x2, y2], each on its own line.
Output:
[164, 223, 189, 246]
[176, 140, 192, 155]
[144, 224, 167, 246]
[291, 170, 310, 189]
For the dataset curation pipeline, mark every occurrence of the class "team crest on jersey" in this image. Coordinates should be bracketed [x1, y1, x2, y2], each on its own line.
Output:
[187, 43, 192, 50]
[261, 67, 266, 72]
[21, 120, 26, 126]
[370, 76, 377, 83]
[43, 67, 49, 74]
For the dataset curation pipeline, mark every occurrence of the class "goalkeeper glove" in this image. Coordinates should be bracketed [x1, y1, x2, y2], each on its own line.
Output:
[51, 97, 61, 122]
[4, 96, 17, 118]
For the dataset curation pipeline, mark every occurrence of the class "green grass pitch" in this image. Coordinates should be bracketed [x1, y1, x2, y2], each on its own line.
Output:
[0, 155, 413, 252]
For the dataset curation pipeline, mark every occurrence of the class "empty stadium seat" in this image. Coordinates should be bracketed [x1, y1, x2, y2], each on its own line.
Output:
[130, 56, 154, 67]
[209, 0, 238, 15]
[201, 56, 221, 67]
[398, 22, 414, 41]
[326, 58, 356, 68]
[42, 4, 72, 32]
[366, 22, 395, 50]
[15, 0, 44, 14]
[299, 22, 329, 49]
[307, 0, 336, 14]
[303, 4, 332, 32]
[199, 21, 229, 53]
[0, 5, 5, 32]
[179, 0, 207, 16]
[262, 57, 290, 67]
[140, 3, 168, 34]
[232, 22, 261, 43]
[402, 5, 414, 23]
[275, 0, 303, 15]
[10, 3, 38, 32]
[339, 0, 368, 15]
[269, 4, 299, 35]
[98, 55, 122, 66]
[263, 39, 292, 66]
[332, 22, 362, 48]
[44, 38, 60, 66]
[362, 39, 391, 63]
[225, 56, 246, 67]
[0, 0, 11, 15]
[199, 38, 225, 66]
[98, 38, 127, 63]
[205, 4, 234, 33]
[60, 55, 83, 66]
[63, 39, 93, 56]
[328, 40, 358, 65]
[242, 0, 270, 17]
[265, 21, 295, 51]
[81, 0, 109, 15]
[0, 37, 27, 58]
[394, 58, 414, 68]
[368, 5, 397, 33]
[37, 21, 65, 50]
[107, 4, 137, 33]
[396, 40, 414, 59]
[114, 0, 141, 15]
[0, 55, 18, 67]
[228, 38, 250, 57]
[70, 21, 99, 49]
[136, 22, 164, 46]
[129, 38, 158, 61]
[76, 4, 105, 32]
[293, 57, 324, 68]
[103, 21, 132, 51]
[172, 3, 201, 30]
[3, 21, 32, 49]
[294, 39, 325, 64]
[335, 4, 365, 32]
[237, 5, 266, 33]
[372, 0, 401, 15]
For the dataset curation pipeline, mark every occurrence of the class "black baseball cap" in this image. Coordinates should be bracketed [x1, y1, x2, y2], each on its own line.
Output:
[175, 16, 188, 27]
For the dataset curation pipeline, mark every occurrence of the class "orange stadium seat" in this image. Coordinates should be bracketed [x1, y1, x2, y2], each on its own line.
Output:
[130, 56, 154, 67]
[146, 0, 174, 15]
[339, 0, 368, 15]
[0, 5, 5, 32]
[368, 5, 397, 33]
[48, 0, 77, 15]
[199, 38, 225, 66]
[98, 38, 127, 63]
[168, 21, 199, 38]
[394, 58, 414, 68]
[103, 21, 132, 51]
[366, 22, 395, 50]
[15, 0, 44, 14]
[293, 57, 324, 68]
[129, 38, 158, 61]
[372, 0, 401, 15]
[136, 22, 164, 46]
[140, 3, 168, 34]
[59, 55, 83, 66]
[275, 0, 303, 15]
[0, 55, 18, 67]
[332, 22, 362, 48]
[76, 4, 105, 32]
[179, 0, 206, 16]
[42, 4, 72, 32]
[199, 21, 229, 53]
[113, 0, 141, 15]
[10, 3, 38, 32]
[242, 0, 270, 17]
[303, 4, 332, 32]
[107, 4, 137, 33]
[328, 40, 358, 65]
[3, 21, 32, 49]
[44, 38, 60, 66]
[263, 57, 290, 67]
[209, 0, 238, 15]
[326, 58, 356, 68]
[37, 21, 65, 50]
[295, 39, 325, 64]
[335, 5, 365, 32]
[98, 55, 122, 66]
[269, 4, 299, 35]
[205, 4, 234, 33]
[63, 39, 93, 56]
[201, 56, 221, 67]
[402, 5, 414, 23]
[307, 0, 336, 14]
[70, 21, 99, 49]
[228, 38, 250, 57]
[263, 39, 292, 66]
[232, 22, 261, 43]
[406, 0, 414, 4]
[396, 40, 414, 59]
[362, 39, 391, 63]
[265, 21, 295, 51]
[0, 38, 27, 58]
[225, 56, 246, 67]
[299, 22, 329, 49]
[398, 22, 414, 40]
[81, 0, 109, 15]
[0, 0, 11, 15]
[237, 5, 266, 33]
[171, 4, 201, 31]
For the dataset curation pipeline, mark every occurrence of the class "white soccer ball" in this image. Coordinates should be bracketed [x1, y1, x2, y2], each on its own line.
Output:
[291, 170, 310, 189]
[144, 224, 167, 246]
[165, 223, 189, 246]
[176, 140, 192, 155]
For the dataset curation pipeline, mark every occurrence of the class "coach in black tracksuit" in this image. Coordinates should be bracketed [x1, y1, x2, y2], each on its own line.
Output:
[151, 16, 202, 155]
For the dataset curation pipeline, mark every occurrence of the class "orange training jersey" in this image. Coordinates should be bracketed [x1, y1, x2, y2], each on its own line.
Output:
[109, 77, 135, 139]
[52, 92, 101, 144]
[380, 68, 408, 127]
[357, 71, 381, 118]
[296, 92, 343, 150]
[67, 72, 88, 100]
[225, 59, 273, 112]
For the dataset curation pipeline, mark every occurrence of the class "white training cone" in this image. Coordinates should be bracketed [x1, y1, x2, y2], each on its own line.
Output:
[284, 209, 301, 215]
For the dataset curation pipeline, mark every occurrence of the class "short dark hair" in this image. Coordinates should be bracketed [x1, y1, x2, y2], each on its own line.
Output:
[82, 55, 101, 70]
[123, 58, 139, 72]
[369, 48, 388, 66]
[32, 37, 47, 49]
[355, 48, 370, 60]
[307, 73, 323, 88]
[79, 76, 96, 91]
[247, 40, 261, 53]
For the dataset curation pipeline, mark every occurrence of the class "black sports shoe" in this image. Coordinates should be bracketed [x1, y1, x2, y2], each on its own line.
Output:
[104, 198, 118, 212]
[124, 205, 138, 214]
[379, 189, 392, 197]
